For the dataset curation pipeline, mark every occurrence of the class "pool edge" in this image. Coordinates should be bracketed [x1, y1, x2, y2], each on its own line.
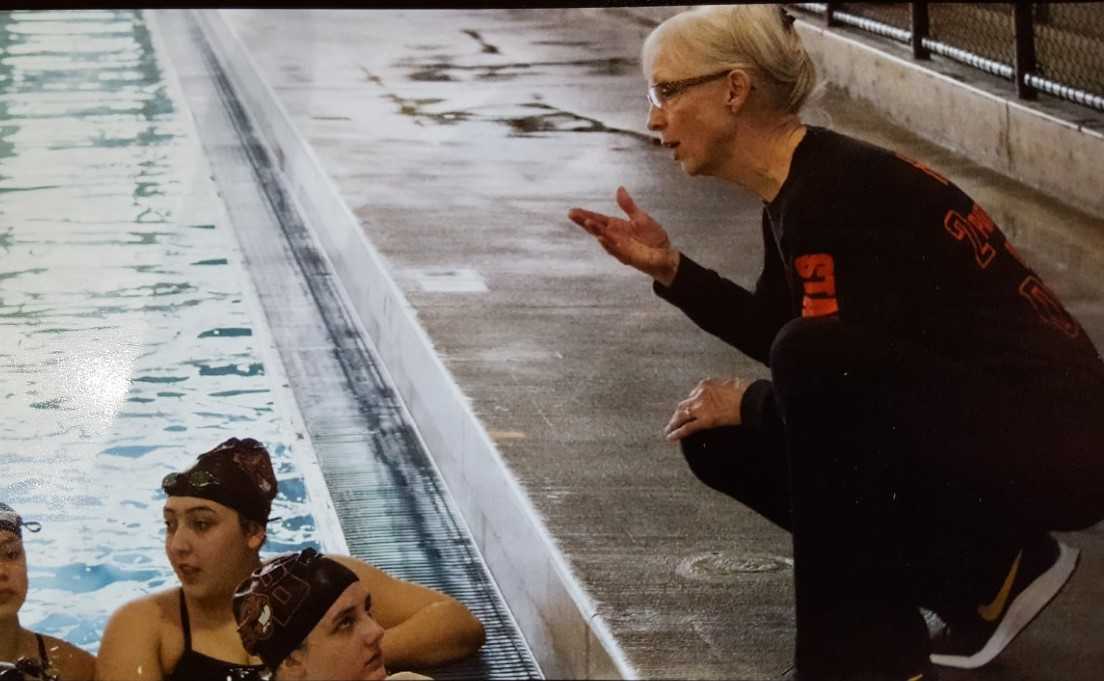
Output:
[191, 9, 632, 680]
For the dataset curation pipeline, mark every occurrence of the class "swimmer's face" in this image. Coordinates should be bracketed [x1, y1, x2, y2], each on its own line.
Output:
[164, 497, 264, 601]
[280, 581, 387, 681]
[0, 531, 28, 617]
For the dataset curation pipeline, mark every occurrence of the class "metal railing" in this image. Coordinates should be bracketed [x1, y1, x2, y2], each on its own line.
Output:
[793, 3, 1104, 112]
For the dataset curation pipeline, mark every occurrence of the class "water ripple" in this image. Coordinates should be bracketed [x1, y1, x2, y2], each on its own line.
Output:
[1, 9, 325, 654]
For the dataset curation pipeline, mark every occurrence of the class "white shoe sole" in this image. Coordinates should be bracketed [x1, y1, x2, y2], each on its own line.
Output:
[930, 541, 1080, 669]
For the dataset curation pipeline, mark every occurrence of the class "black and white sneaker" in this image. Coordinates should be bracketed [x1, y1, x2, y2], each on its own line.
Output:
[930, 534, 1080, 669]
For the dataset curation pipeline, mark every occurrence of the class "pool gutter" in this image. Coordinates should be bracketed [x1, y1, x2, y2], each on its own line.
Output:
[191, 8, 631, 680]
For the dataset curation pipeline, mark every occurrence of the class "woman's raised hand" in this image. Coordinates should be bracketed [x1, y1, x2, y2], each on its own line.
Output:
[568, 186, 680, 286]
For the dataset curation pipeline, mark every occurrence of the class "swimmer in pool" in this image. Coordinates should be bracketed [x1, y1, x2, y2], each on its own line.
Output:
[233, 548, 431, 681]
[0, 504, 96, 681]
[95, 438, 484, 681]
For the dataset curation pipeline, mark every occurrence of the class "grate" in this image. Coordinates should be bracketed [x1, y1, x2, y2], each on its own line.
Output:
[175, 9, 543, 680]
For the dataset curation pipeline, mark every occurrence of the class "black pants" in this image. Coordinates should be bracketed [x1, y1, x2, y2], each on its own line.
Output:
[680, 317, 1104, 677]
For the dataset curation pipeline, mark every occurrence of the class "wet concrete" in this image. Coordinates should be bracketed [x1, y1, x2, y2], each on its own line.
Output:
[213, 8, 1104, 680]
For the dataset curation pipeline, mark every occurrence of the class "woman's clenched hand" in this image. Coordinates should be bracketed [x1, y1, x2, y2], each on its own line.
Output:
[664, 377, 748, 442]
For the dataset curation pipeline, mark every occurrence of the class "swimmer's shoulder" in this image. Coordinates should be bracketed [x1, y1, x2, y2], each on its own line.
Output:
[97, 588, 183, 679]
[106, 588, 179, 628]
[36, 634, 94, 681]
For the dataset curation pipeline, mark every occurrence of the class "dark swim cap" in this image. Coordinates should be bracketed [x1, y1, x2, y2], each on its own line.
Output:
[233, 548, 360, 671]
[0, 503, 41, 539]
[162, 438, 278, 524]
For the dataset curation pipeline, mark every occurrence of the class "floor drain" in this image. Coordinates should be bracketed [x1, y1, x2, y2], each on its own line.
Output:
[677, 550, 793, 583]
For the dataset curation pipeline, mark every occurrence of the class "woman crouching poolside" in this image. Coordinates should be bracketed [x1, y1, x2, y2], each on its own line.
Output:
[569, 4, 1104, 679]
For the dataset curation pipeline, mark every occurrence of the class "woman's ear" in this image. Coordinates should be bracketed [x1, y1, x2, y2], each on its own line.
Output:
[279, 648, 307, 680]
[244, 521, 266, 552]
[725, 69, 752, 113]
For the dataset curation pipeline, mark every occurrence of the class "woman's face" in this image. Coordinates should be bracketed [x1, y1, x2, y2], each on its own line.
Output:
[291, 581, 387, 681]
[646, 46, 738, 178]
[163, 496, 264, 601]
[0, 530, 28, 619]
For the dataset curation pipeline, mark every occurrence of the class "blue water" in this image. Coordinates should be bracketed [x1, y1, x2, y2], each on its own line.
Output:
[0, 9, 330, 653]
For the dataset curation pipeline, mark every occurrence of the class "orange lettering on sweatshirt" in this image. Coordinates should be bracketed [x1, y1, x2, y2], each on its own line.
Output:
[795, 253, 839, 318]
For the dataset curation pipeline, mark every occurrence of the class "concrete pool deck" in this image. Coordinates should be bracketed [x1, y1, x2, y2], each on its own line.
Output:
[197, 7, 1102, 680]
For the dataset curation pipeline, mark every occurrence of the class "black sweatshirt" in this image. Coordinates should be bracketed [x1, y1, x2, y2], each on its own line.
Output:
[655, 126, 1104, 432]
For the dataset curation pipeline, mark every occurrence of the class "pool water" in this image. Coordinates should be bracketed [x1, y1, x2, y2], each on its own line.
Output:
[0, 9, 331, 653]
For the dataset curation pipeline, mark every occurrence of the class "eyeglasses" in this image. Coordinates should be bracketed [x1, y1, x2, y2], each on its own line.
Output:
[647, 70, 731, 109]
[162, 469, 219, 491]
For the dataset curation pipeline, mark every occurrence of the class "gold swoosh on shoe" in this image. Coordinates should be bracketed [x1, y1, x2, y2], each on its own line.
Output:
[977, 549, 1023, 622]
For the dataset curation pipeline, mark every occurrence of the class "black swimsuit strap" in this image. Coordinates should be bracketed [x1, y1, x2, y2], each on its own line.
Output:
[35, 633, 48, 667]
[178, 589, 192, 651]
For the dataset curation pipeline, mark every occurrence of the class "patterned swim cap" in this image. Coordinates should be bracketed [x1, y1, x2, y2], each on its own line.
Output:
[233, 548, 360, 671]
[162, 438, 278, 524]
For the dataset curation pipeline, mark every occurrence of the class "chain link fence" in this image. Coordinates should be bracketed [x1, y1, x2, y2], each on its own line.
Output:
[1035, 3, 1104, 99]
[929, 4, 1015, 67]
[792, 3, 1104, 112]
[838, 3, 910, 31]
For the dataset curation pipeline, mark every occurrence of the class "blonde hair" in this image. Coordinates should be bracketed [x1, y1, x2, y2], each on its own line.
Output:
[642, 5, 818, 114]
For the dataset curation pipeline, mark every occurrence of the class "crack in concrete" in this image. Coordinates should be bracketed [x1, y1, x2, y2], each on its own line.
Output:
[358, 67, 384, 86]
[383, 93, 466, 126]
[381, 90, 655, 143]
[364, 61, 653, 142]
[396, 56, 637, 83]
[505, 102, 655, 142]
[533, 40, 593, 47]
[402, 56, 635, 72]
[461, 29, 501, 55]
